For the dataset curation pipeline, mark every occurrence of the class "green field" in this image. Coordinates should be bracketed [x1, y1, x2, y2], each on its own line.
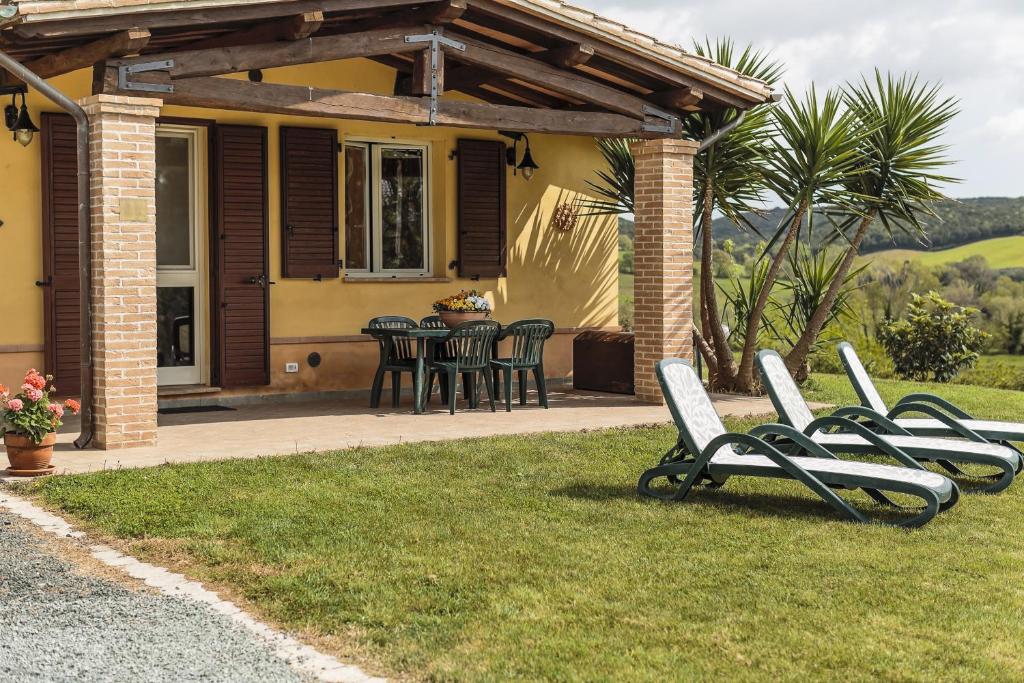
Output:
[866, 235, 1024, 270]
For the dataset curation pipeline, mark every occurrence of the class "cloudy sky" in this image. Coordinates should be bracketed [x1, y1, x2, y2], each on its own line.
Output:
[585, 0, 1023, 198]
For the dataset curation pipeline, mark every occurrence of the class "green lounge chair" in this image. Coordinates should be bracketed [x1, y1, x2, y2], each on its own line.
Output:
[839, 341, 1024, 449]
[757, 350, 1021, 493]
[638, 358, 958, 528]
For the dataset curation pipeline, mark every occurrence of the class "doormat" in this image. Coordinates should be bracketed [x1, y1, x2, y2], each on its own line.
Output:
[158, 405, 237, 415]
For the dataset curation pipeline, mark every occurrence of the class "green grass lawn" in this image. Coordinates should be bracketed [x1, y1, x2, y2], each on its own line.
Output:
[19, 376, 1024, 681]
[865, 235, 1024, 270]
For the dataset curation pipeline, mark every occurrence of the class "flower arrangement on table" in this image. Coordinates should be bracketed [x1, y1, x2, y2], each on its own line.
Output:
[432, 290, 493, 327]
[2, 369, 81, 476]
[433, 290, 493, 313]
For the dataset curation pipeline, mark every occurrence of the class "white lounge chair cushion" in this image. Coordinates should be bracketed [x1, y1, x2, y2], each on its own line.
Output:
[811, 432, 1018, 463]
[710, 452, 951, 492]
[894, 418, 1024, 438]
[838, 344, 888, 413]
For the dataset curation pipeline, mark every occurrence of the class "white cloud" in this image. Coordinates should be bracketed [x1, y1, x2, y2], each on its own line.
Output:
[581, 0, 1024, 198]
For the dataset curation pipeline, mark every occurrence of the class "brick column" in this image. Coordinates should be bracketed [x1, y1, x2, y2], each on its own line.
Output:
[630, 138, 698, 404]
[81, 95, 163, 449]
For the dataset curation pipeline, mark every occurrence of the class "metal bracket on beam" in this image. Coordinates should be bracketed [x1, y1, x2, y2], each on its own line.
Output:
[642, 104, 681, 134]
[404, 30, 465, 125]
[117, 60, 174, 94]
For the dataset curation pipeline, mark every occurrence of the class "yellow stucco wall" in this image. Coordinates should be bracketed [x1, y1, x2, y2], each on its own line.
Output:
[0, 59, 618, 393]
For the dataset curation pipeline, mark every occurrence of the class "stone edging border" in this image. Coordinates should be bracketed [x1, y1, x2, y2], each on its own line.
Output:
[0, 491, 385, 683]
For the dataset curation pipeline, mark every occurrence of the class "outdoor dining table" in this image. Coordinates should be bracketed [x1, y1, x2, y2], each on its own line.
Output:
[361, 326, 457, 415]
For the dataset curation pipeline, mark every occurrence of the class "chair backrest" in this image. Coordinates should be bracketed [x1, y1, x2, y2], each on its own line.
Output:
[502, 319, 554, 366]
[445, 320, 501, 368]
[756, 350, 815, 431]
[657, 359, 732, 458]
[837, 342, 888, 414]
[419, 315, 446, 329]
[368, 316, 417, 362]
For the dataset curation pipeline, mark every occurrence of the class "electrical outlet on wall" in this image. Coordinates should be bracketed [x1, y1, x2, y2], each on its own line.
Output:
[285, 362, 300, 374]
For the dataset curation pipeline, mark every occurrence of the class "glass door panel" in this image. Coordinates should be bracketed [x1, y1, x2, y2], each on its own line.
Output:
[156, 129, 204, 386]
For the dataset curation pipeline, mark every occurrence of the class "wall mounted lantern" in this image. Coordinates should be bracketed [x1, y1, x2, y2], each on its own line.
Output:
[2, 85, 39, 147]
[499, 131, 540, 180]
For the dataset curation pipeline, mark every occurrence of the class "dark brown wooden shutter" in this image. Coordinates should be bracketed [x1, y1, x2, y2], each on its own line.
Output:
[40, 112, 81, 397]
[212, 125, 270, 388]
[280, 126, 339, 279]
[457, 139, 507, 279]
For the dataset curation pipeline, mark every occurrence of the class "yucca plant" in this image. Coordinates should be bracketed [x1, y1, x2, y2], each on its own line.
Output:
[770, 247, 865, 380]
[719, 259, 774, 348]
[730, 85, 868, 392]
[584, 138, 634, 215]
[783, 71, 959, 376]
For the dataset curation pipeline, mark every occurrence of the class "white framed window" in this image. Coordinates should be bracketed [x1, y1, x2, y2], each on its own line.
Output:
[344, 140, 431, 277]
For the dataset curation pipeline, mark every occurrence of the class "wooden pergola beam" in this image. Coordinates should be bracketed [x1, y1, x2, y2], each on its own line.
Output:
[106, 74, 672, 138]
[541, 44, 596, 69]
[185, 11, 324, 51]
[468, 0, 758, 109]
[104, 25, 430, 82]
[443, 32, 652, 119]
[320, 0, 466, 34]
[444, 42, 593, 94]
[22, 28, 150, 80]
[12, 0, 429, 39]
[649, 87, 704, 111]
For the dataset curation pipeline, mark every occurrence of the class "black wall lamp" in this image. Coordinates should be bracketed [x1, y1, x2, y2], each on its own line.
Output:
[1, 84, 39, 147]
[499, 131, 540, 180]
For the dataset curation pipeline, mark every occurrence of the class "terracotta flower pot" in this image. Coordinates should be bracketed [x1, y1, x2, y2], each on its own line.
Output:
[4, 431, 57, 477]
[438, 310, 491, 328]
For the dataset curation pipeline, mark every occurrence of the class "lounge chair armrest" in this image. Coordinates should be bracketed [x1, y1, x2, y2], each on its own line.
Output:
[805, 416, 928, 471]
[893, 393, 973, 420]
[702, 431, 868, 524]
[749, 424, 840, 460]
[887, 402, 989, 443]
[831, 406, 913, 435]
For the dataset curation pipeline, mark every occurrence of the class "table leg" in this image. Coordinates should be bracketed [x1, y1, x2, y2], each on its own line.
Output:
[414, 337, 426, 415]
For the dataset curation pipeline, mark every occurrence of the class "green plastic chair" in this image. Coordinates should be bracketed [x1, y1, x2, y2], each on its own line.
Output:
[426, 320, 501, 415]
[491, 319, 555, 411]
[756, 349, 1021, 493]
[367, 316, 417, 409]
[638, 358, 958, 528]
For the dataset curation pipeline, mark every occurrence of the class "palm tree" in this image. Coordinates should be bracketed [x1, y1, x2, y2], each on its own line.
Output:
[783, 71, 959, 376]
[688, 41, 782, 389]
[730, 86, 867, 392]
[585, 39, 783, 391]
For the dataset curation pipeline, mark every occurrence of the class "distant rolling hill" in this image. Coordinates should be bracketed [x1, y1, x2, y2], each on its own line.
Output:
[708, 197, 1024, 254]
[865, 235, 1024, 270]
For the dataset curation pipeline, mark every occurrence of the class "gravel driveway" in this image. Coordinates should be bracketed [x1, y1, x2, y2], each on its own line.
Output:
[0, 510, 306, 683]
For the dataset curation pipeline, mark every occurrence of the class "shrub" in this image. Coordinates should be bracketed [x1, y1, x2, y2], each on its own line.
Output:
[878, 291, 989, 383]
[955, 362, 1024, 392]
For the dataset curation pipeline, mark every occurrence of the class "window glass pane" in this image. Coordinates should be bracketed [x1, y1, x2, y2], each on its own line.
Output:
[156, 136, 192, 267]
[344, 145, 369, 271]
[157, 286, 195, 369]
[380, 148, 425, 271]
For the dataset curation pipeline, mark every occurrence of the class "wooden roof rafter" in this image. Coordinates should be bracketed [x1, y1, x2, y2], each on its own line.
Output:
[3, 0, 775, 136]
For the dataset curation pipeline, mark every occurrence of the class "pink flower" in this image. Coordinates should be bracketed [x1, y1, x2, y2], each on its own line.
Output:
[7, 399, 23, 412]
[24, 369, 47, 390]
[26, 388, 43, 402]
[21, 383, 32, 393]
[47, 403, 65, 419]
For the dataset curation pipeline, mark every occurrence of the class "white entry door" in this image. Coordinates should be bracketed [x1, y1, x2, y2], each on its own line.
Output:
[156, 126, 207, 387]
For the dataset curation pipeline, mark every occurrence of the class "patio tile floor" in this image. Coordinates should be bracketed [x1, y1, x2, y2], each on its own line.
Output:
[3, 390, 799, 479]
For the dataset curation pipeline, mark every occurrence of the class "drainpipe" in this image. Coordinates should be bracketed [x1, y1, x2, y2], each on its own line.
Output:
[697, 92, 781, 153]
[0, 50, 94, 449]
[697, 110, 746, 154]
